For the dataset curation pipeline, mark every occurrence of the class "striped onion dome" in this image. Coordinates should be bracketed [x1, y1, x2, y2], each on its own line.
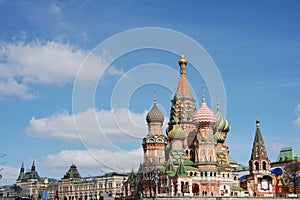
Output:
[168, 124, 186, 140]
[214, 130, 225, 143]
[193, 95, 216, 125]
[146, 97, 164, 123]
[214, 103, 230, 132]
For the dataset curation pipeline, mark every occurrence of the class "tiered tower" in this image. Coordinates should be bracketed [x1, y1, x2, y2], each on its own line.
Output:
[246, 119, 275, 197]
[214, 102, 231, 170]
[249, 120, 271, 174]
[142, 96, 168, 169]
[168, 53, 196, 161]
[191, 94, 217, 170]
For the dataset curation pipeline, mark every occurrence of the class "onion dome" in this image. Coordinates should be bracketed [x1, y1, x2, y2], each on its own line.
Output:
[193, 95, 216, 125]
[178, 52, 188, 65]
[146, 96, 164, 123]
[168, 123, 186, 140]
[214, 130, 225, 143]
[214, 103, 230, 132]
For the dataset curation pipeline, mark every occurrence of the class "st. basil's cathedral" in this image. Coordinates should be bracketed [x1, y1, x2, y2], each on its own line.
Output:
[126, 54, 275, 197]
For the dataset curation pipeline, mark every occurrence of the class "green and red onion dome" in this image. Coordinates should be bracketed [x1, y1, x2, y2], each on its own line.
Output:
[214, 104, 230, 132]
[214, 130, 225, 143]
[146, 99, 164, 123]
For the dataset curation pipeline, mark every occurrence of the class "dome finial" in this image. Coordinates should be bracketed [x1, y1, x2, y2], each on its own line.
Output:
[178, 51, 187, 66]
[202, 87, 206, 102]
[256, 112, 260, 127]
[153, 91, 157, 104]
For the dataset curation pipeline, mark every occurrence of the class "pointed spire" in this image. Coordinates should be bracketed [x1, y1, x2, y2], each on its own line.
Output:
[175, 161, 186, 176]
[20, 162, 24, 173]
[138, 162, 144, 173]
[31, 160, 36, 172]
[250, 119, 269, 160]
[256, 112, 260, 127]
[175, 54, 191, 98]
[17, 162, 25, 181]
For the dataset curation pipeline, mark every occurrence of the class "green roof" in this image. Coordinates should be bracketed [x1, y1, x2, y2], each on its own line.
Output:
[276, 147, 297, 162]
[184, 166, 198, 171]
[175, 162, 187, 176]
[250, 120, 268, 160]
[232, 186, 246, 191]
[63, 164, 81, 179]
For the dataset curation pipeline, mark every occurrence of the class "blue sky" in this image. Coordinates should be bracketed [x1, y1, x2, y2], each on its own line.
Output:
[1, 0, 300, 185]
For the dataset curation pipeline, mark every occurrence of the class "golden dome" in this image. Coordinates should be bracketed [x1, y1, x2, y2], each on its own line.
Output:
[178, 52, 187, 65]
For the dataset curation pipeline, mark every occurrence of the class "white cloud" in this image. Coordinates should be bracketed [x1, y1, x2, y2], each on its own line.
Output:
[0, 77, 30, 98]
[0, 165, 19, 185]
[25, 108, 150, 145]
[294, 104, 300, 127]
[40, 148, 143, 173]
[51, 4, 62, 15]
[0, 40, 123, 98]
[107, 66, 124, 76]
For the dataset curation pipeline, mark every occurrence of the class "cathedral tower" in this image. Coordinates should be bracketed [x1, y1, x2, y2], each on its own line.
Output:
[168, 53, 196, 160]
[249, 119, 271, 174]
[191, 94, 217, 170]
[142, 96, 167, 169]
[246, 119, 274, 197]
[168, 53, 196, 129]
[214, 102, 231, 168]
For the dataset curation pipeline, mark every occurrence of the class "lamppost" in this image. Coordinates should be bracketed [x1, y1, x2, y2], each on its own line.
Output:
[154, 169, 160, 200]
[122, 177, 125, 200]
[167, 175, 171, 196]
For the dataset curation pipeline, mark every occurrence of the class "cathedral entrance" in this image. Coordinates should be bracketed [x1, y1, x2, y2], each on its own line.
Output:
[192, 183, 199, 196]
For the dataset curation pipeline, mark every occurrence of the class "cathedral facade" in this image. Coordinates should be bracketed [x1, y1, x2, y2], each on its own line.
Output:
[128, 54, 238, 197]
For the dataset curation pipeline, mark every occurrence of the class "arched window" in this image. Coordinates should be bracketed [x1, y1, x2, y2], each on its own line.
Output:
[205, 172, 207, 176]
[194, 172, 197, 176]
[210, 172, 212, 177]
[262, 161, 267, 170]
[200, 172, 203, 177]
[190, 172, 193, 176]
[254, 161, 259, 170]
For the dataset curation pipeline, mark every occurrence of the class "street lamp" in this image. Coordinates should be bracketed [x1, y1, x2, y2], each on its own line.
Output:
[154, 169, 160, 200]
[122, 177, 125, 200]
